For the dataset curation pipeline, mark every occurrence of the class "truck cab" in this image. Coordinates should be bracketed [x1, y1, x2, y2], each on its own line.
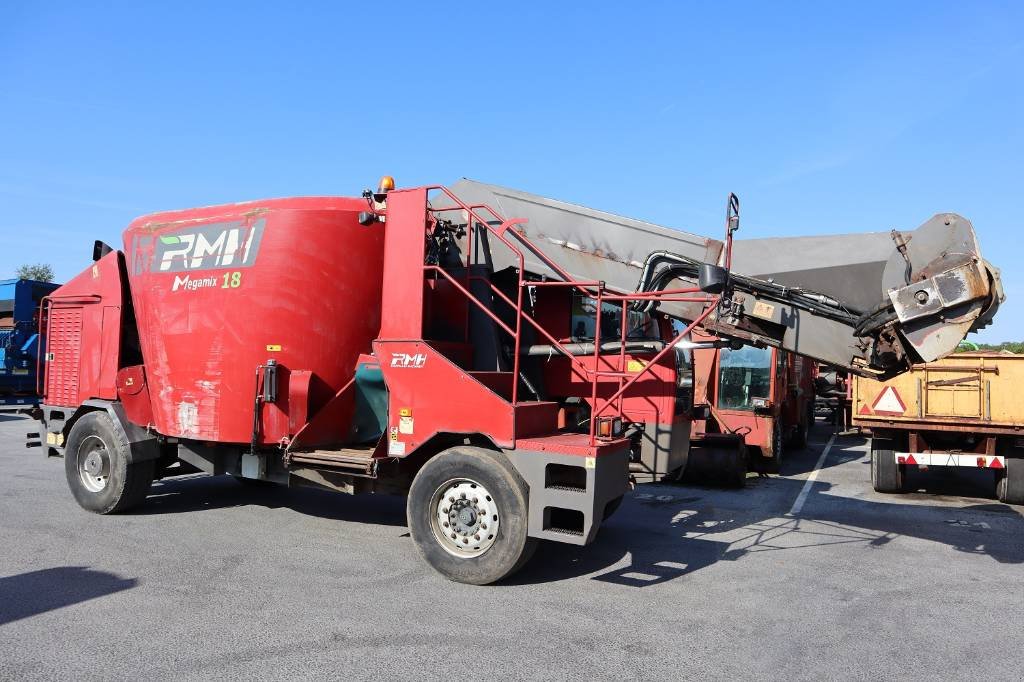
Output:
[691, 331, 816, 472]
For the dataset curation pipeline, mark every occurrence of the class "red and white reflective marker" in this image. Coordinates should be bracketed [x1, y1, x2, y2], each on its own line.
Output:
[894, 452, 1006, 468]
[871, 386, 907, 416]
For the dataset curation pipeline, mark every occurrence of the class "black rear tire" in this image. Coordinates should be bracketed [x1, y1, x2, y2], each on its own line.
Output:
[995, 457, 1024, 505]
[761, 421, 785, 474]
[407, 446, 536, 585]
[727, 441, 748, 488]
[870, 437, 905, 494]
[64, 411, 154, 514]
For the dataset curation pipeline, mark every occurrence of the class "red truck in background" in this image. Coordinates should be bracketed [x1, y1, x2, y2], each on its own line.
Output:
[690, 331, 817, 473]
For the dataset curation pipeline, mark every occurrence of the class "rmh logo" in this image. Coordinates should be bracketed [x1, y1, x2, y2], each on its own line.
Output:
[155, 219, 265, 273]
[391, 353, 427, 368]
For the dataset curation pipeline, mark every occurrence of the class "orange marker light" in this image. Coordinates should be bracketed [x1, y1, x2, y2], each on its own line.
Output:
[378, 175, 395, 193]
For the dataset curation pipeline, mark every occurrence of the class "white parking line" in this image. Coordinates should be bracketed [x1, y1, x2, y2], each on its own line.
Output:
[787, 434, 836, 517]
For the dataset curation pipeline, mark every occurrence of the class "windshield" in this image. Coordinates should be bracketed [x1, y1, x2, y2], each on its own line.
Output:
[717, 345, 772, 411]
[570, 294, 657, 341]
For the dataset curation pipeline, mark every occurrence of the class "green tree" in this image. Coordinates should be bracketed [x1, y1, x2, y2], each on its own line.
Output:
[15, 263, 55, 282]
[956, 340, 1024, 354]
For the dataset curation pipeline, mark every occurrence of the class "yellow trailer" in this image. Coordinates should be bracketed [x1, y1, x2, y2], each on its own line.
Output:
[852, 352, 1024, 504]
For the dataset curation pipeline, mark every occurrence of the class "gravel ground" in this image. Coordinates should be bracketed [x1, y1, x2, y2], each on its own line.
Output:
[1, 412, 1021, 680]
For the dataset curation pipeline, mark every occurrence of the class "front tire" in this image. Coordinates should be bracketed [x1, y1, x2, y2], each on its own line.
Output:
[64, 411, 154, 514]
[407, 446, 536, 585]
[870, 437, 905, 494]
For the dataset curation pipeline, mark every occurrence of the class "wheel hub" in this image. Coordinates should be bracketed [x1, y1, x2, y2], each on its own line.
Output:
[84, 452, 104, 476]
[431, 479, 500, 558]
[78, 435, 111, 493]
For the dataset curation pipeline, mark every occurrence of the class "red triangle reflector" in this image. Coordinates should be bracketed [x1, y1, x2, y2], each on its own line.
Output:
[905, 453, 917, 466]
[858, 403, 872, 415]
[989, 457, 1004, 469]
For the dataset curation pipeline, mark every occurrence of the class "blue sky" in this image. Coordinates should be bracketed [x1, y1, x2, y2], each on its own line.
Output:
[1, 1, 1021, 341]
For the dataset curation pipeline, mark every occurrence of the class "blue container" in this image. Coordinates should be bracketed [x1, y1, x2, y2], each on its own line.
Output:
[0, 278, 60, 405]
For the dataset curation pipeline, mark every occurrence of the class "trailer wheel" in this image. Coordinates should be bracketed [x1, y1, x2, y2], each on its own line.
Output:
[407, 446, 536, 585]
[995, 457, 1024, 505]
[870, 437, 904, 494]
[64, 411, 154, 514]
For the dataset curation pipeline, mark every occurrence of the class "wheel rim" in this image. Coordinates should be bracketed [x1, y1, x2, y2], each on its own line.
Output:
[78, 435, 111, 493]
[429, 478, 500, 558]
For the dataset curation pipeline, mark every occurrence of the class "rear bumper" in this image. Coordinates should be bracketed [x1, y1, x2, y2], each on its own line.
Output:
[504, 445, 630, 545]
[893, 451, 1007, 469]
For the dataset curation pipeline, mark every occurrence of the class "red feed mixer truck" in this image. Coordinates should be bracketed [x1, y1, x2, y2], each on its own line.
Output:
[29, 178, 1002, 584]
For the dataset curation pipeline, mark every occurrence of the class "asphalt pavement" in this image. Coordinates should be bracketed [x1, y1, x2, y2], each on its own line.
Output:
[1, 412, 1021, 680]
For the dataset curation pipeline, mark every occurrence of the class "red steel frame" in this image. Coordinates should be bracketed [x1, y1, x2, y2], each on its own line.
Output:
[415, 185, 729, 447]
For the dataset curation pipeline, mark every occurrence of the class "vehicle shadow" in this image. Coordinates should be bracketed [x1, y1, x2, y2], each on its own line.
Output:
[508, 435, 1024, 587]
[133, 430, 1023, 588]
[508, 479, 1024, 587]
[0, 413, 28, 423]
[0, 566, 137, 626]
[141, 474, 408, 528]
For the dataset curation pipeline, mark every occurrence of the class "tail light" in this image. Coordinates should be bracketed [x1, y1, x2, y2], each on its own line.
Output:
[596, 417, 624, 440]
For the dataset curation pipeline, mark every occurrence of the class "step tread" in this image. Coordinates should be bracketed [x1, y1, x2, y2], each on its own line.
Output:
[289, 447, 376, 467]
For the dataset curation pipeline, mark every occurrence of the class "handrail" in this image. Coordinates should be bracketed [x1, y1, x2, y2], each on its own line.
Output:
[591, 301, 720, 436]
[418, 183, 732, 448]
[475, 277, 594, 383]
[35, 296, 49, 398]
[428, 187, 603, 301]
[424, 267, 516, 337]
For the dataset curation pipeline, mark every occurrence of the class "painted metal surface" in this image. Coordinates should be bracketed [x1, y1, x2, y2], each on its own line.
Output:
[853, 352, 1024, 434]
[122, 196, 385, 443]
[43, 252, 124, 407]
[893, 452, 1006, 468]
[690, 330, 815, 454]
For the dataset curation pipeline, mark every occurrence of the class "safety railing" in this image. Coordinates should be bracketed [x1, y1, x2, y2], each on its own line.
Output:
[419, 185, 731, 446]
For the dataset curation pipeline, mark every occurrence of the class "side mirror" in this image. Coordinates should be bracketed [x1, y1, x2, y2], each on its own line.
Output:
[92, 240, 113, 261]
